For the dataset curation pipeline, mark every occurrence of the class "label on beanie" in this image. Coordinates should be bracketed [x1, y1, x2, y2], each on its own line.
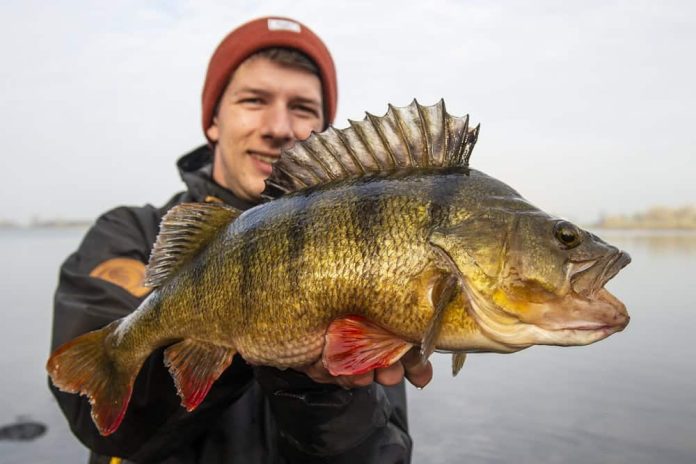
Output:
[267, 19, 301, 33]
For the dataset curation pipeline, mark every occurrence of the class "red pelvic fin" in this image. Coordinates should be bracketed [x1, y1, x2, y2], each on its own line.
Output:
[164, 339, 236, 411]
[46, 322, 137, 436]
[322, 315, 414, 376]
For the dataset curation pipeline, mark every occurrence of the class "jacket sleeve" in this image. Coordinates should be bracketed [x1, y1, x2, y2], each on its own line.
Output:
[49, 206, 254, 462]
[255, 367, 412, 463]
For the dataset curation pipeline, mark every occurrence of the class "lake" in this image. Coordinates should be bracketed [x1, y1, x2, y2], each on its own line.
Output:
[1, 228, 694, 463]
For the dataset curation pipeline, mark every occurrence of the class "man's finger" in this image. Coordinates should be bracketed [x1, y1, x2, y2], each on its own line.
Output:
[336, 371, 374, 389]
[295, 360, 334, 384]
[296, 360, 377, 388]
[401, 349, 433, 388]
[374, 362, 405, 386]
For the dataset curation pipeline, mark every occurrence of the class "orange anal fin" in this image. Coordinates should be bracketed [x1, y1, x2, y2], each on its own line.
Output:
[164, 339, 236, 411]
[46, 322, 138, 436]
[322, 315, 414, 376]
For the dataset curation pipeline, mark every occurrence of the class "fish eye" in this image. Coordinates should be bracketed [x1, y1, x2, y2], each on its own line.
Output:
[553, 221, 583, 249]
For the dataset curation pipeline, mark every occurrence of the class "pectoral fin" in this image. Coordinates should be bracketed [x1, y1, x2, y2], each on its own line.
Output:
[420, 273, 459, 362]
[164, 339, 236, 411]
[323, 315, 414, 376]
[452, 352, 467, 377]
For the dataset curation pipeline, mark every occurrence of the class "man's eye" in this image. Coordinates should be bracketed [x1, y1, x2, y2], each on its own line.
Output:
[294, 105, 319, 117]
[240, 98, 263, 105]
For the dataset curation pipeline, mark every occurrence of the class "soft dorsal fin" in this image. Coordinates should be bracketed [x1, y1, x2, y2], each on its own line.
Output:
[144, 203, 241, 288]
[264, 99, 480, 197]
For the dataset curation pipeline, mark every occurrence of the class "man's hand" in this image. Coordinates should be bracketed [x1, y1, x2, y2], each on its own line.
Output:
[296, 347, 433, 389]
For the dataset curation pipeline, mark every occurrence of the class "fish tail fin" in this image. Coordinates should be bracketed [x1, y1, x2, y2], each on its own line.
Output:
[46, 322, 138, 436]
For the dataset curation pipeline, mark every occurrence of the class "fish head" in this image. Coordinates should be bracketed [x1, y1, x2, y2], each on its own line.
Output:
[496, 213, 631, 343]
[432, 196, 630, 351]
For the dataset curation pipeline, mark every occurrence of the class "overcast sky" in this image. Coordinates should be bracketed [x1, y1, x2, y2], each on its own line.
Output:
[1, 0, 694, 223]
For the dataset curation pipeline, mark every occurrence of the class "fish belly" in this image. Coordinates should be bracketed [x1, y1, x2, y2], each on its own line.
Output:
[235, 327, 327, 368]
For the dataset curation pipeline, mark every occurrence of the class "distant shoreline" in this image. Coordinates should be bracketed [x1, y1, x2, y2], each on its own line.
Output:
[3, 224, 696, 233]
[592, 205, 696, 231]
[589, 225, 696, 232]
[2, 204, 695, 231]
[0, 221, 92, 230]
[587, 228, 696, 236]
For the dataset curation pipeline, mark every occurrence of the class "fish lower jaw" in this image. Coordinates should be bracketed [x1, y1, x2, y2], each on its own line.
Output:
[538, 311, 630, 335]
[554, 323, 622, 332]
[548, 320, 629, 344]
[562, 322, 611, 330]
[509, 322, 627, 347]
[471, 318, 619, 349]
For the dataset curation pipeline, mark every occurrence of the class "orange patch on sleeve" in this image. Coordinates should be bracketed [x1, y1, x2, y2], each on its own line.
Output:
[90, 257, 151, 298]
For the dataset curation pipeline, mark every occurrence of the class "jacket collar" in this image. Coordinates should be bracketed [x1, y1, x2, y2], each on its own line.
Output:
[177, 145, 258, 211]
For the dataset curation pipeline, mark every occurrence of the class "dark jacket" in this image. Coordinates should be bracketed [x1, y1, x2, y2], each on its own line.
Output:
[49, 145, 412, 464]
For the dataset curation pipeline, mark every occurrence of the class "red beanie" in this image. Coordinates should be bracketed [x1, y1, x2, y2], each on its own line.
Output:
[202, 17, 338, 143]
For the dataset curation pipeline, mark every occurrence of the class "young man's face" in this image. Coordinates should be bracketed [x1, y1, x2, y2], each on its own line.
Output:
[206, 57, 324, 202]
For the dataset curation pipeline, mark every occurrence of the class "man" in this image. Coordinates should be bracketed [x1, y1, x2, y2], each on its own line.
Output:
[50, 17, 432, 463]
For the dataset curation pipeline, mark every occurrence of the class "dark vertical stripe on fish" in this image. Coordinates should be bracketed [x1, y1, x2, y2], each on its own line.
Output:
[428, 199, 447, 230]
[428, 170, 464, 227]
[353, 179, 386, 300]
[189, 261, 206, 312]
[286, 196, 311, 292]
[239, 228, 257, 314]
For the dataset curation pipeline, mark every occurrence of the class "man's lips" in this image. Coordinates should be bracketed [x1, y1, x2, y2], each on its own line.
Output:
[248, 150, 281, 163]
[248, 151, 280, 175]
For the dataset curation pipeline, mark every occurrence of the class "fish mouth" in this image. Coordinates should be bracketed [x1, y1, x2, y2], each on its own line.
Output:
[570, 250, 631, 297]
[550, 287, 630, 334]
[537, 269, 631, 346]
[549, 315, 629, 348]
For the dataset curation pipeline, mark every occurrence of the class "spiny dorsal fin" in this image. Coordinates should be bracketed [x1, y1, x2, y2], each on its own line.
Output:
[144, 203, 241, 288]
[264, 99, 480, 197]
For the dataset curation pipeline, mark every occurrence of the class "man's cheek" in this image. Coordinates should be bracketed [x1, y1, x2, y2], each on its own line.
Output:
[296, 124, 319, 141]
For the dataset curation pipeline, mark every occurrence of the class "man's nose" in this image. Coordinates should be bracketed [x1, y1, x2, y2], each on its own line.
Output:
[261, 104, 294, 144]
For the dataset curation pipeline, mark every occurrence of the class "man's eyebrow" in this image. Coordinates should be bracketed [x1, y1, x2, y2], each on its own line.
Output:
[232, 87, 321, 107]
[291, 96, 322, 106]
[232, 87, 271, 96]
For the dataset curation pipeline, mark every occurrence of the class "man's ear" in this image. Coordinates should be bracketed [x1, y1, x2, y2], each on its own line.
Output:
[206, 116, 219, 142]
